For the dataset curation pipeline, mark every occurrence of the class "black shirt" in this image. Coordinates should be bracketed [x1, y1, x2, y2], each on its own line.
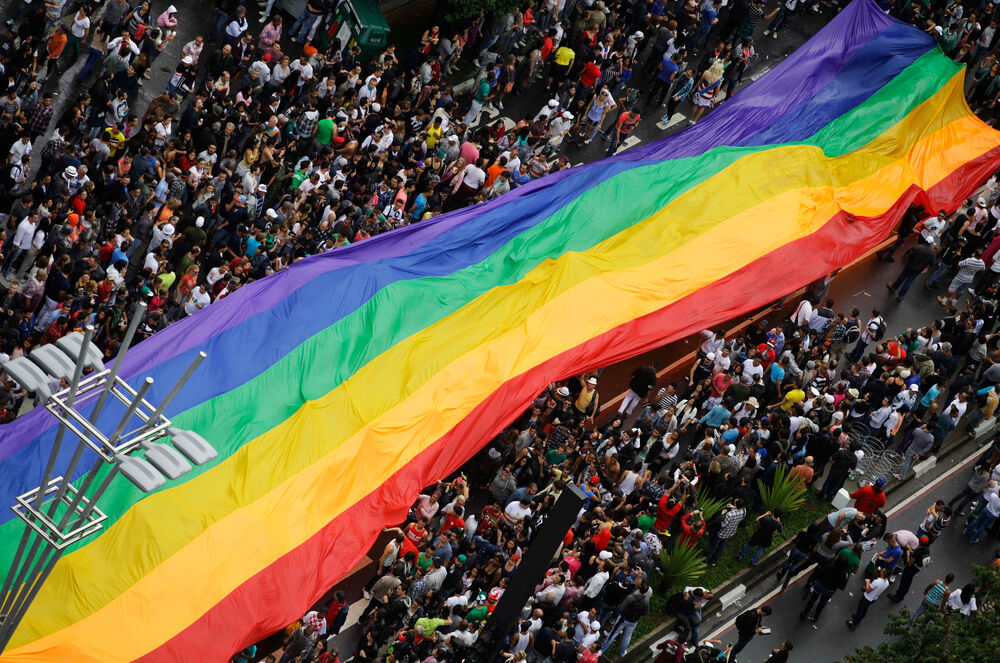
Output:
[735, 609, 761, 639]
[44, 270, 70, 302]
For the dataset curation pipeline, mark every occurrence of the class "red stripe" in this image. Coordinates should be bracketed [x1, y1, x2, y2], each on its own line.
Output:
[140, 148, 1000, 662]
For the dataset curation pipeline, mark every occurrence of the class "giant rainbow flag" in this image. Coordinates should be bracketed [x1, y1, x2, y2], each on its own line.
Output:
[0, 1, 997, 660]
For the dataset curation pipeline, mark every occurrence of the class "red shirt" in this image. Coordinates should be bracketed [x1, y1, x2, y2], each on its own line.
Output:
[654, 493, 682, 531]
[849, 485, 886, 514]
[580, 61, 602, 88]
[678, 512, 706, 547]
[541, 36, 554, 61]
[590, 526, 611, 551]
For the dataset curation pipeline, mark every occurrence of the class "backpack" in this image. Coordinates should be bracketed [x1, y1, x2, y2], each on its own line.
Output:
[869, 316, 887, 341]
[844, 320, 860, 344]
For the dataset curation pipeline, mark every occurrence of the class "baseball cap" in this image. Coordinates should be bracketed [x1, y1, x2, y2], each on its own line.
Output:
[194, 216, 204, 228]
[919, 535, 930, 545]
[706, 352, 715, 360]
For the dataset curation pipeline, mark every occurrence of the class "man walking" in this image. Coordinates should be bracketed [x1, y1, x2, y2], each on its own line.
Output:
[846, 567, 889, 630]
[619, 363, 657, 416]
[601, 582, 650, 657]
[963, 486, 1000, 543]
[730, 605, 771, 661]
[886, 241, 935, 301]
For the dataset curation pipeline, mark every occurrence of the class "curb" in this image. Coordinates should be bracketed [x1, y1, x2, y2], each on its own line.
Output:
[618, 421, 992, 663]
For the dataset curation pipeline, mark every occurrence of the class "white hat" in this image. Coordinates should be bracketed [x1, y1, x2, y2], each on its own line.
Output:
[909, 384, 919, 391]
[194, 216, 204, 228]
[557, 386, 570, 397]
[265, 209, 278, 218]
[587, 376, 598, 386]
[598, 550, 613, 560]
[978, 197, 987, 207]
[824, 394, 835, 404]
[561, 111, 573, 119]
[181, 55, 193, 65]
[371, 102, 382, 113]
[162, 223, 175, 237]
[167, 4, 177, 12]
[547, 99, 558, 108]
[590, 621, 601, 630]
[447, 135, 459, 143]
[632, 31, 644, 40]
[705, 352, 715, 360]
[64, 166, 77, 178]
[257, 184, 267, 193]
[934, 25, 944, 34]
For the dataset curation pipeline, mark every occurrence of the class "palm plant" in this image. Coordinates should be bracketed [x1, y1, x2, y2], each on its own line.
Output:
[757, 464, 806, 514]
[658, 541, 708, 592]
[697, 484, 726, 523]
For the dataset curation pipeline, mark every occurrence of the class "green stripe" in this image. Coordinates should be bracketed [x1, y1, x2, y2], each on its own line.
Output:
[4, 50, 959, 638]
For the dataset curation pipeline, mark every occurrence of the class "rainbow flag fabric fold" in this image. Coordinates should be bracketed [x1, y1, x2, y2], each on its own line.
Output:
[1, 1, 998, 660]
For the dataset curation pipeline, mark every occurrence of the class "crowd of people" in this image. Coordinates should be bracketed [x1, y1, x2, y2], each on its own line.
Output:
[0, 0, 996, 659]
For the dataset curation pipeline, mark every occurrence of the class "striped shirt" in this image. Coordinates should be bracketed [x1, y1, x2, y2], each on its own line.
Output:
[925, 581, 949, 607]
[652, 388, 678, 412]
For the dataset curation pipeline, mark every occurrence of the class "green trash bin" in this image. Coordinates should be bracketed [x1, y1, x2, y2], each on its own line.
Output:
[332, 0, 390, 58]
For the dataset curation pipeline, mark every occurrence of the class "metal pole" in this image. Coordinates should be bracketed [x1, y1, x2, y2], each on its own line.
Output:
[144, 351, 206, 429]
[104, 378, 154, 450]
[0, 463, 123, 651]
[0, 323, 93, 615]
[43, 326, 97, 518]
[0, 546, 61, 652]
[86, 301, 146, 426]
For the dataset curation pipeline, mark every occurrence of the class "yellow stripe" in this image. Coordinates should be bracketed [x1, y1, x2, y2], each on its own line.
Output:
[5, 89, 996, 662]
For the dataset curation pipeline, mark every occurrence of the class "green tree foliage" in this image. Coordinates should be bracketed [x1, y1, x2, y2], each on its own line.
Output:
[757, 464, 806, 514]
[658, 541, 707, 593]
[841, 564, 1000, 663]
[697, 484, 726, 523]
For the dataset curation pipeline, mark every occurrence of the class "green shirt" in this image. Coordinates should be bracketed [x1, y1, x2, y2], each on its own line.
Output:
[315, 118, 335, 146]
[637, 513, 656, 534]
[415, 617, 448, 634]
[545, 449, 567, 466]
[466, 605, 489, 622]
[474, 78, 490, 103]
[837, 547, 860, 574]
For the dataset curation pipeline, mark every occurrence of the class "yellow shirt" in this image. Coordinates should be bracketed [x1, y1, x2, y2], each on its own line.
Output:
[780, 389, 805, 411]
[554, 46, 575, 67]
[426, 124, 443, 148]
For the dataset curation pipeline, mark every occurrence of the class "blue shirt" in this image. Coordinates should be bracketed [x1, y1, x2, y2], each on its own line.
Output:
[769, 363, 785, 385]
[411, 193, 427, 220]
[244, 236, 261, 258]
[658, 57, 678, 83]
[700, 7, 717, 30]
[699, 405, 731, 428]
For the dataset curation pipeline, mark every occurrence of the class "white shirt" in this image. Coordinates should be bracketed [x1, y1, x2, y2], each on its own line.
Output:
[290, 59, 314, 86]
[184, 288, 211, 315]
[864, 577, 889, 602]
[462, 164, 486, 189]
[947, 591, 977, 615]
[920, 216, 946, 244]
[742, 359, 764, 381]
[12, 217, 36, 250]
[9, 139, 30, 164]
[504, 501, 532, 523]
[70, 13, 91, 38]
